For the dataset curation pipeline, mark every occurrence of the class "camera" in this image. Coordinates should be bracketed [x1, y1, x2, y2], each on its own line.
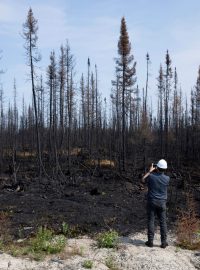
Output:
[153, 163, 157, 168]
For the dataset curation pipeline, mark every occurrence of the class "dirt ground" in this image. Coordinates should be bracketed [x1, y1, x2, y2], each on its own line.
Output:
[0, 165, 199, 269]
[0, 168, 182, 239]
[0, 233, 199, 270]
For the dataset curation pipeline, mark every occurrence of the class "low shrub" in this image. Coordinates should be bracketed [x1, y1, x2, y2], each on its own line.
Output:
[0, 226, 67, 260]
[176, 194, 200, 250]
[31, 227, 66, 254]
[97, 230, 119, 248]
[82, 259, 93, 269]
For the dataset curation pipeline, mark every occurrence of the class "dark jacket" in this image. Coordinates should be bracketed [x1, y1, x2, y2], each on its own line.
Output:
[146, 172, 170, 201]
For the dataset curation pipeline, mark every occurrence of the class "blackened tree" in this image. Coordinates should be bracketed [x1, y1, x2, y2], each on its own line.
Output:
[22, 8, 42, 175]
[164, 50, 173, 156]
[114, 17, 136, 171]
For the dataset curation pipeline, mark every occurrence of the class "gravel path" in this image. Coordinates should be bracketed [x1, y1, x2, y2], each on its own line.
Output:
[0, 232, 199, 270]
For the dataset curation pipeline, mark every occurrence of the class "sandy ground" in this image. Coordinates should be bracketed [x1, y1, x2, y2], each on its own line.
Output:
[0, 232, 199, 270]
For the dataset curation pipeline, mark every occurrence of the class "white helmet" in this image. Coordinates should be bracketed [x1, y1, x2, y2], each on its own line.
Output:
[157, 159, 167, 169]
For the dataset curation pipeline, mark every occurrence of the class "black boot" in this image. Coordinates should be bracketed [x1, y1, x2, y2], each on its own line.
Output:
[145, 241, 154, 247]
[160, 242, 168, 248]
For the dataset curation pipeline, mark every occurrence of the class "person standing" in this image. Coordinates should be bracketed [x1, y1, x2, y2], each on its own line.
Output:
[141, 159, 170, 248]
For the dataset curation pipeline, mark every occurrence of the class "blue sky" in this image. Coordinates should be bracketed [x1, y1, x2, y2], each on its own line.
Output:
[1, 0, 200, 111]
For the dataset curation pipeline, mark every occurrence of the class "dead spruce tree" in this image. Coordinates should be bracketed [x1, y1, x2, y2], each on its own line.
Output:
[113, 17, 136, 171]
[0, 55, 4, 173]
[65, 42, 75, 170]
[46, 51, 57, 165]
[164, 50, 173, 156]
[58, 45, 66, 149]
[157, 65, 164, 156]
[22, 8, 43, 176]
[190, 66, 200, 159]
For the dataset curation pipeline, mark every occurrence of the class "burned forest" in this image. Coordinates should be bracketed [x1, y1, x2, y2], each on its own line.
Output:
[0, 9, 199, 239]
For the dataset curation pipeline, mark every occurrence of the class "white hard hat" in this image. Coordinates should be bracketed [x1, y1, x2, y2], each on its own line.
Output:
[157, 159, 167, 169]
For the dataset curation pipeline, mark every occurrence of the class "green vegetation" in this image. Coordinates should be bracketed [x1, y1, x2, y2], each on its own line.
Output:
[0, 227, 67, 260]
[82, 259, 93, 269]
[97, 230, 119, 248]
[62, 222, 69, 236]
[105, 255, 120, 270]
[31, 227, 66, 254]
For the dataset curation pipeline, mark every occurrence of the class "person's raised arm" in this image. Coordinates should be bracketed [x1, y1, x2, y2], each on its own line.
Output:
[141, 163, 155, 184]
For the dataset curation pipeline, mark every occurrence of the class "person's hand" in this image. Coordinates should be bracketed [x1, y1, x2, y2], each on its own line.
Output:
[149, 163, 155, 173]
[139, 183, 144, 190]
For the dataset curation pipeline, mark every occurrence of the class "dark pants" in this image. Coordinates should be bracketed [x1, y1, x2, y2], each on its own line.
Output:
[147, 199, 167, 244]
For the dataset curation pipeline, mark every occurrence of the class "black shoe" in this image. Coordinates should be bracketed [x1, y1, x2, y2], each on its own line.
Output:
[160, 242, 168, 248]
[145, 241, 153, 247]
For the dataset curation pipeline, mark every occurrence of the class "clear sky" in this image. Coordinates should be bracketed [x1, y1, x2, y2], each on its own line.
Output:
[0, 0, 200, 111]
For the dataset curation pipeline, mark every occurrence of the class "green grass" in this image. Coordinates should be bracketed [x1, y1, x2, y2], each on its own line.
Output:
[62, 222, 69, 236]
[82, 259, 93, 269]
[30, 227, 66, 254]
[1, 226, 67, 261]
[97, 230, 119, 248]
